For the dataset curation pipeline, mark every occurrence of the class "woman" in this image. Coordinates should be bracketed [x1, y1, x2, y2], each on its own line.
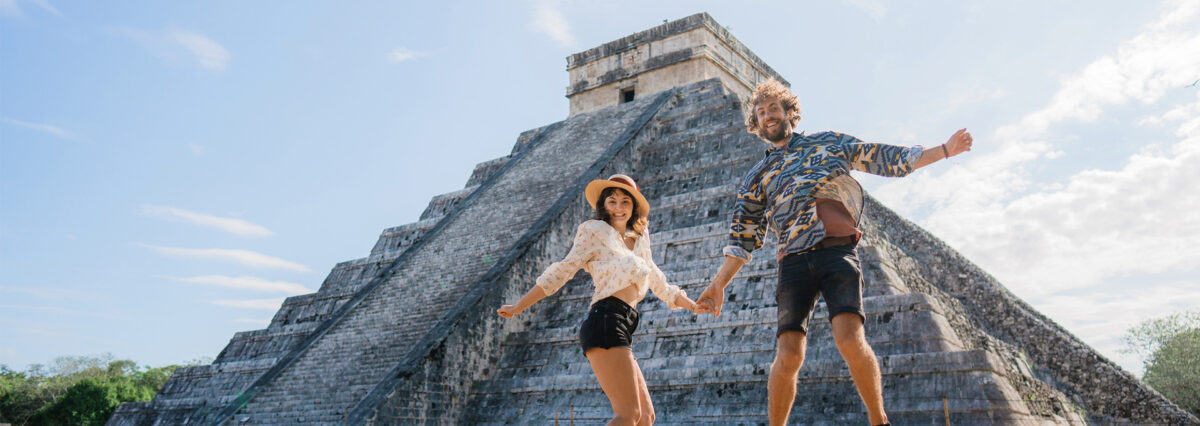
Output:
[497, 174, 701, 426]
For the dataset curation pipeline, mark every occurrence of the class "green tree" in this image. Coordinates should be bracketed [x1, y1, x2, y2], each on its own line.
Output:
[1124, 311, 1200, 417]
[1, 366, 43, 425]
[0, 355, 190, 426]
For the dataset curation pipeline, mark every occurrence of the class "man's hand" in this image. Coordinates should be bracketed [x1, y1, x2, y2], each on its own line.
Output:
[944, 128, 974, 157]
[697, 256, 746, 316]
[696, 283, 726, 317]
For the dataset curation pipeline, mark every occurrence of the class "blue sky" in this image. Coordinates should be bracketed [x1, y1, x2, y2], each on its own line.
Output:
[2, 0, 1197, 377]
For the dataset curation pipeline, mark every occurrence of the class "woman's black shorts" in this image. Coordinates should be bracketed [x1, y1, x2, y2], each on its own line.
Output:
[579, 296, 640, 354]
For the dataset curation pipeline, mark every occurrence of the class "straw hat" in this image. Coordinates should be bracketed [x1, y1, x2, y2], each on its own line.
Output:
[585, 174, 650, 217]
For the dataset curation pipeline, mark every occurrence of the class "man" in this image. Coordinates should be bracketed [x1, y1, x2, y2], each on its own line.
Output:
[696, 79, 972, 426]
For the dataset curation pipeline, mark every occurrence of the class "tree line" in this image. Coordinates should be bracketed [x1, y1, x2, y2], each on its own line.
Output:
[1122, 310, 1199, 417]
[0, 354, 206, 426]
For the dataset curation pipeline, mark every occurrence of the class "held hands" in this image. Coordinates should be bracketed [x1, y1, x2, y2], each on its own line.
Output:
[943, 128, 974, 158]
[675, 294, 705, 315]
[695, 283, 725, 317]
[496, 304, 520, 318]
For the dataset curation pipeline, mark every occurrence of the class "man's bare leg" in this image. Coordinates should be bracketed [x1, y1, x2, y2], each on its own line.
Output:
[831, 313, 888, 425]
[768, 331, 806, 425]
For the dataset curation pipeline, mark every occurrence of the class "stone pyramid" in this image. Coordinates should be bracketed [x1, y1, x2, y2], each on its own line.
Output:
[110, 13, 1197, 425]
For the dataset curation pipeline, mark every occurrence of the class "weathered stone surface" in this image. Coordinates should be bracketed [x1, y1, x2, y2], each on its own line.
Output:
[452, 80, 1095, 425]
[110, 12, 1197, 426]
[567, 12, 788, 116]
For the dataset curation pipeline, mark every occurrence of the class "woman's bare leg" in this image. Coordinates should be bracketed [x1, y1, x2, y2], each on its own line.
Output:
[633, 360, 655, 425]
[586, 347, 643, 426]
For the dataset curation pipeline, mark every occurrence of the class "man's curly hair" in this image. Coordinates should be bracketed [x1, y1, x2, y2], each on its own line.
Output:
[744, 79, 801, 135]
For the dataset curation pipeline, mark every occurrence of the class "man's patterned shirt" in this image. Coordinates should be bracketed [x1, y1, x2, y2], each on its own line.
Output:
[723, 132, 923, 262]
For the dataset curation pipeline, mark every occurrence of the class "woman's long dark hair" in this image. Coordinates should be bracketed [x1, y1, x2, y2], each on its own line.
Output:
[593, 187, 647, 236]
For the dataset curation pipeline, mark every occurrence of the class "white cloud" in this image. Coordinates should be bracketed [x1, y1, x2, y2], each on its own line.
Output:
[138, 243, 310, 272]
[867, 0, 1200, 374]
[0, 0, 21, 17]
[1033, 280, 1200, 375]
[26, 0, 59, 17]
[1, 117, 85, 141]
[875, 0, 1200, 285]
[840, 0, 887, 21]
[168, 30, 230, 72]
[166, 275, 310, 295]
[0, 285, 91, 301]
[388, 47, 428, 63]
[209, 298, 286, 311]
[188, 143, 206, 157]
[0, 304, 84, 315]
[915, 114, 1200, 299]
[111, 27, 230, 73]
[531, 0, 577, 49]
[233, 317, 271, 327]
[937, 84, 1010, 115]
[0, 303, 111, 319]
[140, 204, 274, 237]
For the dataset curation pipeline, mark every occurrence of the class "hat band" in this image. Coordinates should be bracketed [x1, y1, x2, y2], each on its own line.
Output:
[609, 176, 637, 191]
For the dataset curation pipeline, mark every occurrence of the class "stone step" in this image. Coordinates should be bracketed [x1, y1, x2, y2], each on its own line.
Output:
[214, 322, 320, 361]
[468, 350, 1038, 423]
[510, 291, 952, 342]
[265, 289, 362, 328]
[229, 84, 667, 422]
[642, 146, 754, 181]
[369, 217, 439, 256]
[649, 87, 738, 121]
[237, 410, 347, 425]
[464, 388, 1047, 425]
[648, 183, 732, 208]
[418, 184, 479, 221]
[486, 350, 1009, 393]
[465, 155, 513, 187]
[639, 158, 759, 205]
[490, 295, 962, 384]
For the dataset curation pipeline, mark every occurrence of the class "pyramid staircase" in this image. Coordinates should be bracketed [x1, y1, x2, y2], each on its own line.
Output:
[110, 78, 1197, 425]
[456, 80, 1090, 425]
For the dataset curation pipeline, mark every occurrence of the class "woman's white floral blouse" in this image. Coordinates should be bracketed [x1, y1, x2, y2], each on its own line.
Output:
[535, 220, 686, 309]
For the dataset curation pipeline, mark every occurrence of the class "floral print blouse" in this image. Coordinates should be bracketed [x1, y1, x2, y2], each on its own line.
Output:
[536, 220, 686, 309]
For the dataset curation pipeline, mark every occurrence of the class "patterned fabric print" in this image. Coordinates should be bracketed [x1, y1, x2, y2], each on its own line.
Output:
[537, 220, 686, 309]
[723, 132, 923, 262]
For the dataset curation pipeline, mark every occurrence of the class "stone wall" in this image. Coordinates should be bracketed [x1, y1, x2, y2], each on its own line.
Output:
[110, 73, 1197, 426]
[364, 91, 672, 424]
[457, 78, 1098, 424]
[862, 196, 1198, 425]
[567, 12, 788, 116]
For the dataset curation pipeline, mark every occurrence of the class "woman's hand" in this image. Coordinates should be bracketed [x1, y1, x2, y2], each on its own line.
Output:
[497, 304, 520, 318]
[676, 294, 703, 315]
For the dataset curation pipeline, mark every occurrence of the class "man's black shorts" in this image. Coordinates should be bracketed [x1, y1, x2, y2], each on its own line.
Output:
[776, 242, 864, 337]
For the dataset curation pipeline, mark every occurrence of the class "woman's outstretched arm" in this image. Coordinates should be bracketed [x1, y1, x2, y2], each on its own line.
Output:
[497, 286, 547, 318]
[497, 221, 598, 318]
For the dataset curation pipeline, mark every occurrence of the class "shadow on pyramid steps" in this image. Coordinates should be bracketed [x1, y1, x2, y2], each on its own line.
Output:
[108, 77, 1196, 426]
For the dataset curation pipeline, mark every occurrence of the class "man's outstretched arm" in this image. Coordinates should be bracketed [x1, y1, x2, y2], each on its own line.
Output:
[697, 255, 747, 316]
[913, 128, 974, 169]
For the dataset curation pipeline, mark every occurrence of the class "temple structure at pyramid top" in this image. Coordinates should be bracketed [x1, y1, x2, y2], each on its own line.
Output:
[566, 12, 787, 115]
[110, 12, 1197, 425]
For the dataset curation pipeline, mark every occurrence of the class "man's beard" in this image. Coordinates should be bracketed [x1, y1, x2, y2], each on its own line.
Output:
[758, 121, 790, 143]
